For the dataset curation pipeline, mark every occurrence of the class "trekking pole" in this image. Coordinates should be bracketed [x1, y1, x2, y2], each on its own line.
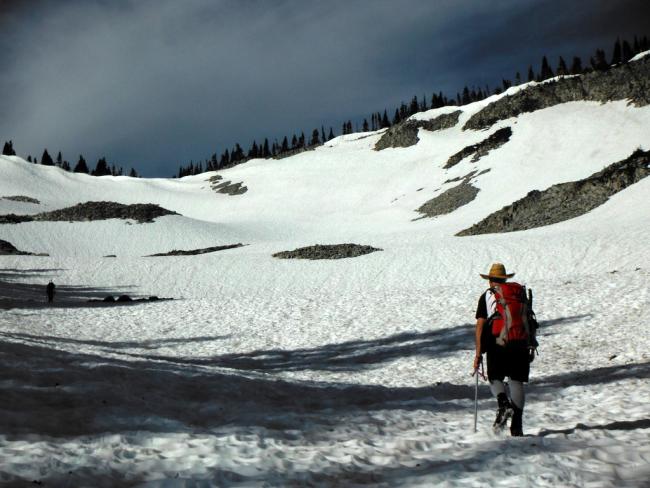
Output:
[473, 368, 479, 432]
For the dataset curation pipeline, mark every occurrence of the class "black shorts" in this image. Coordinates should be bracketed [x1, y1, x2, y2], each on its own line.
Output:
[487, 342, 530, 383]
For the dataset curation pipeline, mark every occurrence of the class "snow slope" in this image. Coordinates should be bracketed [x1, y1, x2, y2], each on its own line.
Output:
[0, 78, 649, 486]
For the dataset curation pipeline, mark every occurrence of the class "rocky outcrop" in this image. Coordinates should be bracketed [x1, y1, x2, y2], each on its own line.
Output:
[207, 175, 248, 195]
[146, 243, 244, 256]
[2, 195, 40, 204]
[88, 295, 170, 304]
[0, 201, 177, 224]
[0, 214, 34, 224]
[0, 239, 28, 255]
[273, 244, 382, 260]
[444, 169, 490, 184]
[374, 111, 461, 150]
[464, 57, 650, 131]
[416, 181, 480, 218]
[456, 149, 650, 236]
[444, 127, 512, 169]
[0, 239, 46, 256]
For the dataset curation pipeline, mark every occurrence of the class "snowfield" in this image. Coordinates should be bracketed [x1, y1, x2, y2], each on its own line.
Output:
[0, 87, 649, 486]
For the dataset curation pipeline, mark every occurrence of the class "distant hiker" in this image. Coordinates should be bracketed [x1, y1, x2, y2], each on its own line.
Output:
[46, 280, 55, 303]
[473, 263, 537, 436]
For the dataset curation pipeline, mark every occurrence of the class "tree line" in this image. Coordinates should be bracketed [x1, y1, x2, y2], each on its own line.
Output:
[3, 34, 648, 179]
[175, 34, 649, 178]
[1, 141, 139, 177]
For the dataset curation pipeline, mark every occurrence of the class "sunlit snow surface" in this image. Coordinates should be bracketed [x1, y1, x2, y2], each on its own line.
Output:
[0, 95, 649, 486]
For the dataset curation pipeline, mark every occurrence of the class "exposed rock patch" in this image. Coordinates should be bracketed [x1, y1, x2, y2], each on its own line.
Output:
[207, 175, 248, 195]
[457, 149, 650, 236]
[444, 127, 512, 169]
[416, 181, 480, 218]
[0, 201, 177, 224]
[0, 239, 46, 256]
[273, 244, 382, 260]
[464, 57, 650, 131]
[444, 169, 491, 184]
[374, 111, 461, 150]
[0, 214, 34, 224]
[214, 181, 248, 195]
[88, 295, 171, 304]
[146, 243, 245, 257]
[2, 195, 40, 204]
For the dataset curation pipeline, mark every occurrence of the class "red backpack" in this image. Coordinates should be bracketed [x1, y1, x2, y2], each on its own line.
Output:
[490, 282, 533, 346]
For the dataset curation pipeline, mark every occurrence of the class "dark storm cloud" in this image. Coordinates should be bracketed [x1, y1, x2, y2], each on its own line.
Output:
[0, 0, 648, 176]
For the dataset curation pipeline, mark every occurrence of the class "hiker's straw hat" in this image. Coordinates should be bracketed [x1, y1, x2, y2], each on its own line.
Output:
[480, 262, 515, 280]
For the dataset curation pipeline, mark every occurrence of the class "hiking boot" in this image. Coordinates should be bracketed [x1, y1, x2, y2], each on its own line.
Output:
[510, 406, 523, 437]
[493, 393, 513, 432]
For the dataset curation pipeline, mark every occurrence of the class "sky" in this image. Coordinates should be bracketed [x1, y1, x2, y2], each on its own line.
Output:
[0, 0, 649, 177]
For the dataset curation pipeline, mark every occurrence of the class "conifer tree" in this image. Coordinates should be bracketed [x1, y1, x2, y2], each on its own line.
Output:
[249, 141, 259, 159]
[262, 139, 270, 158]
[56, 151, 63, 166]
[381, 111, 389, 129]
[328, 127, 334, 140]
[310, 129, 320, 146]
[41, 149, 54, 166]
[590, 49, 608, 71]
[557, 56, 568, 76]
[27, 155, 32, 162]
[2, 140, 16, 156]
[299, 132, 306, 147]
[611, 38, 622, 65]
[61, 160, 71, 171]
[540, 56, 554, 80]
[281, 136, 289, 153]
[409, 96, 419, 115]
[92, 157, 110, 176]
[622, 40, 634, 62]
[393, 109, 401, 125]
[291, 134, 298, 149]
[570, 56, 583, 74]
[129, 168, 138, 177]
[527, 65, 535, 82]
[641, 36, 649, 52]
[321, 126, 326, 144]
[74, 155, 89, 174]
[220, 149, 230, 167]
[461, 86, 471, 105]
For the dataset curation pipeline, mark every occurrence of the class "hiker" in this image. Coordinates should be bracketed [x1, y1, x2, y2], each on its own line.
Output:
[46, 280, 55, 303]
[473, 262, 536, 437]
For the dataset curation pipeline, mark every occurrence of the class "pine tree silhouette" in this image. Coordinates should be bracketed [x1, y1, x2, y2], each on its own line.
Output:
[611, 38, 622, 65]
[570, 56, 583, 74]
[540, 56, 554, 80]
[590, 49, 608, 71]
[2, 140, 16, 156]
[74, 155, 89, 174]
[622, 40, 634, 62]
[41, 149, 54, 166]
[92, 157, 111, 176]
[527, 65, 535, 82]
